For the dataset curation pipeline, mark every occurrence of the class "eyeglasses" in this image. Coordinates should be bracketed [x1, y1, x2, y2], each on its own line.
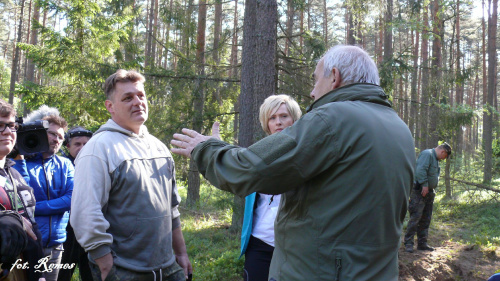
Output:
[0, 121, 19, 133]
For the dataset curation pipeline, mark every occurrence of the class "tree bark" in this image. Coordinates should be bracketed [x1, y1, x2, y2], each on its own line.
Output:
[187, 0, 207, 206]
[229, 0, 238, 78]
[233, 0, 277, 228]
[323, 0, 328, 45]
[26, 2, 39, 83]
[380, 0, 393, 94]
[445, 157, 452, 198]
[9, 0, 26, 104]
[409, 10, 420, 138]
[483, 0, 498, 183]
[428, 0, 443, 148]
[419, 3, 430, 149]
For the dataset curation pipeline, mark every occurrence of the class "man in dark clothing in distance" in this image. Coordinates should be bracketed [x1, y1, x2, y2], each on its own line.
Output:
[404, 142, 451, 253]
[58, 127, 93, 281]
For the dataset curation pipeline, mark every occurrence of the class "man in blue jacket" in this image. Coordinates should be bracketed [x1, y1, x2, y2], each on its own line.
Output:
[14, 113, 74, 281]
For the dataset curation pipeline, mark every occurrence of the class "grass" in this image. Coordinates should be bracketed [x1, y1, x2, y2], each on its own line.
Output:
[178, 180, 244, 281]
[433, 192, 500, 247]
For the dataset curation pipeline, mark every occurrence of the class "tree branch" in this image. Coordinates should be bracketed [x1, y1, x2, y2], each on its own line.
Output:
[447, 177, 500, 193]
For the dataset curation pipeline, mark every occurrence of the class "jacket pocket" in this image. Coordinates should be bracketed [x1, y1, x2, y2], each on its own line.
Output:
[318, 240, 343, 280]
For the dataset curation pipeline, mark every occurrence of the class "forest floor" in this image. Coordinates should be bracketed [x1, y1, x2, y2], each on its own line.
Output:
[398, 228, 500, 281]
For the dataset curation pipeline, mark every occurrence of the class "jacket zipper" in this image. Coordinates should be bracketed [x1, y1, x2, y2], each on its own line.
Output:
[335, 255, 342, 281]
[42, 158, 52, 248]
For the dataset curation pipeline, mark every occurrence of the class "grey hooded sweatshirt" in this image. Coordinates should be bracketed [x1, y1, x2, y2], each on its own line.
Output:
[70, 119, 181, 272]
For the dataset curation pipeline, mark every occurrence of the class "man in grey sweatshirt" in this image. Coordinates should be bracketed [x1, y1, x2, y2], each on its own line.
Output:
[71, 69, 192, 281]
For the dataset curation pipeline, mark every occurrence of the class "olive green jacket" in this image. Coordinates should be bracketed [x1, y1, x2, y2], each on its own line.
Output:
[192, 83, 415, 280]
[415, 148, 440, 190]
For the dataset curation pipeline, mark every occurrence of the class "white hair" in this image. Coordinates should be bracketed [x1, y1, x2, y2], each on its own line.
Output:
[321, 45, 380, 86]
[24, 105, 60, 123]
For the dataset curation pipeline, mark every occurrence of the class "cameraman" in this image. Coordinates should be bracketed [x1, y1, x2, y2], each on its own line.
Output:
[13, 113, 74, 281]
[0, 99, 45, 281]
[58, 127, 92, 281]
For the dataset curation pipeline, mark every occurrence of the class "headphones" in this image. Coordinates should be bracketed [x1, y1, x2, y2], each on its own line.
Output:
[63, 129, 93, 146]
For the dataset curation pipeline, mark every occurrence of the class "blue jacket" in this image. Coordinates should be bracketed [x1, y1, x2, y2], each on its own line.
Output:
[14, 153, 74, 247]
[240, 193, 256, 258]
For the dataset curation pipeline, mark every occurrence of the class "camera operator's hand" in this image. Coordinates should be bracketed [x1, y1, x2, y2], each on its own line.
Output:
[0, 212, 28, 264]
[13, 153, 23, 160]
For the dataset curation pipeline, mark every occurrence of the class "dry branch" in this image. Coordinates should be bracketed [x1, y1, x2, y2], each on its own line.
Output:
[447, 177, 500, 193]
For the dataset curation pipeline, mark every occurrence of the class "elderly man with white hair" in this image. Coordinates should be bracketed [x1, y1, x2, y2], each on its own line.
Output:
[171, 45, 416, 281]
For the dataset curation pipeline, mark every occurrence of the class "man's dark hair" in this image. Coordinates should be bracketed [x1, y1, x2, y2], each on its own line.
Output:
[0, 99, 16, 118]
[42, 115, 68, 131]
[439, 142, 452, 157]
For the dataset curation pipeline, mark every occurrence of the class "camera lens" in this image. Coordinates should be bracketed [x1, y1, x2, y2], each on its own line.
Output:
[22, 133, 39, 151]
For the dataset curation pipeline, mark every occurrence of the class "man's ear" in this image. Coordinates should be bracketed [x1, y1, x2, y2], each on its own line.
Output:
[331, 67, 342, 90]
[105, 100, 114, 115]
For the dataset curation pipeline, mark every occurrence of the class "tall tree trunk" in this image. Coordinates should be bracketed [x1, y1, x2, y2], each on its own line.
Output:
[230, 0, 241, 226]
[187, 0, 207, 206]
[9, 0, 26, 104]
[253, 0, 277, 142]
[151, 0, 159, 66]
[410, 10, 420, 138]
[483, 0, 498, 183]
[212, 0, 223, 106]
[455, 0, 464, 154]
[229, 0, 238, 78]
[445, 157, 451, 198]
[234, 0, 277, 229]
[380, 0, 393, 94]
[23, 0, 32, 78]
[323, 0, 328, 45]
[145, 0, 154, 67]
[419, 3, 430, 149]
[299, 8, 304, 49]
[164, 0, 173, 68]
[26, 2, 39, 83]
[235, 0, 258, 229]
[346, 7, 355, 45]
[428, 0, 443, 148]
[285, 0, 294, 57]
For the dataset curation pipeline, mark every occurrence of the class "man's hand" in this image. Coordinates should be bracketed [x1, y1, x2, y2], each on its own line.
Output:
[172, 227, 193, 279]
[175, 253, 193, 279]
[171, 122, 221, 158]
[421, 186, 429, 197]
[95, 253, 113, 281]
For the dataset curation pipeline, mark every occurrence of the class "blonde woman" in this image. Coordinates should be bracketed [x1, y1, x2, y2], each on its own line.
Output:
[240, 95, 302, 281]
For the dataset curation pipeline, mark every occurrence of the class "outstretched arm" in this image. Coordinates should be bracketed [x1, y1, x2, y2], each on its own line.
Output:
[171, 122, 220, 157]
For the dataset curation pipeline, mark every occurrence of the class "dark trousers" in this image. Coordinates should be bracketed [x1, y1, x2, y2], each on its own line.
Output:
[404, 185, 436, 246]
[244, 236, 274, 281]
[57, 224, 93, 281]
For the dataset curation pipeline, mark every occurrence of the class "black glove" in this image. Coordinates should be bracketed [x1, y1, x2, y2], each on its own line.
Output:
[0, 211, 28, 265]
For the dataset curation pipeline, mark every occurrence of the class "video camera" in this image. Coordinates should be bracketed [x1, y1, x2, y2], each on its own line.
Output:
[15, 117, 50, 155]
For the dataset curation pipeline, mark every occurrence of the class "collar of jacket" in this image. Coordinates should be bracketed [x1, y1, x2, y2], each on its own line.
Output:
[432, 148, 438, 160]
[3, 158, 15, 169]
[306, 83, 391, 112]
[31, 152, 55, 162]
